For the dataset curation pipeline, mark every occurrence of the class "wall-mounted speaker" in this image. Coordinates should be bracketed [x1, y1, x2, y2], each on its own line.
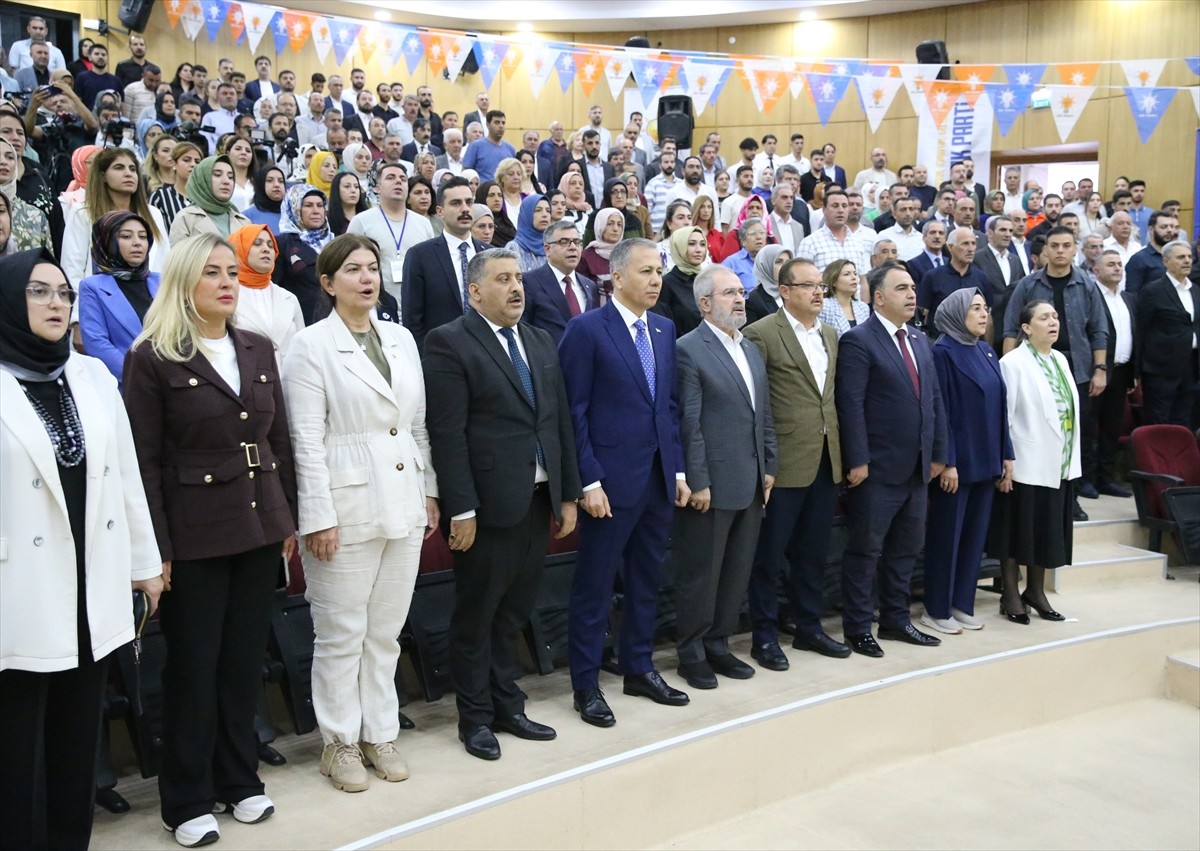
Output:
[915, 40, 951, 81]
[118, 0, 154, 32]
[657, 95, 693, 149]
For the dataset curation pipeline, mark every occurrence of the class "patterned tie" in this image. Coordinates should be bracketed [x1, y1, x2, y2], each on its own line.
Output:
[562, 276, 582, 317]
[895, 328, 921, 398]
[499, 327, 546, 470]
[458, 243, 470, 312]
[934, 254, 943, 267]
[633, 318, 657, 401]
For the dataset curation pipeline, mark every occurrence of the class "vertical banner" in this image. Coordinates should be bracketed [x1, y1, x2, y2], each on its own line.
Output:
[916, 93, 994, 183]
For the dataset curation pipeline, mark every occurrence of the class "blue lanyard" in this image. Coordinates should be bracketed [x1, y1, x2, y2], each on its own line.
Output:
[382, 210, 409, 252]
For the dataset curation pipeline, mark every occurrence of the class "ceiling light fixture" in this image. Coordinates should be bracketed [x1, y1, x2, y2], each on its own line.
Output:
[517, 21, 533, 32]
[799, 10, 818, 21]
[374, 10, 392, 21]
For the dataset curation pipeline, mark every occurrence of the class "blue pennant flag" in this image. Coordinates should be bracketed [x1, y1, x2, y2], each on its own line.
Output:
[806, 72, 853, 125]
[1187, 56, 1200, 76]
[1124, 87, 1176, 143]
[332, 21, 363, 67]
[201, 0, 228, 42]
[631, 57, 668, 104]
[270, 11, 289, 56]
[472, 39, 510, 91]
[1002, 63, 1046, 88]
[829, 59, 865, 79]
[401, 30, 425, 75]
[707, 64, 733, 104]
[555, 50, 578, 93]
[986, 81, 1037, 137]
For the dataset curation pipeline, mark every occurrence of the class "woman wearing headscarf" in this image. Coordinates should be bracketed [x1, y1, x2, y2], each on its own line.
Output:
[170, 155, 253, 242]
[653, 226, 709, 337]
[122, 233, 297, 847]
[306, 150, 338, 200]
[980, 189, 1007, 229]
[0, 191, 21, 256]
[921, 289, 1014, 635]
[274, 184, 333, 326]
[461, 168, 480, 196]
[0, 248, 162, 851]
[745, 244, 791, 324]
[578, 207, 624, 304]
[290, 143, 318, 183]
[340, 143, 374, 199]
[721, 194, 776, 261]
[583, 178, 642, 245]
[475, 181, 514, 248]
[504, 194, 551, 273]
[557, 169, 592, 233]
[1021, 188, 1045, 235]
[469, 203, 495, 245]
[328, 172, 368, 238]
[138, 90, 178, 152]
[58, 144, 104, 219]
[241, 165, 286, 233]
[77, 211, 160, 382]
[0, 139, 49, 252]
[230, 224, 304, 364]
[252, 95, 277, 130]
[990, 299, 1079, 625]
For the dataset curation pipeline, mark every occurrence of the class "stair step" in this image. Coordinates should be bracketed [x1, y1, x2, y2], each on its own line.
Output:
[1166, 649, 1200, 707]
[1049, 541, 1168, 591]
[1073, 517, 1149, 548]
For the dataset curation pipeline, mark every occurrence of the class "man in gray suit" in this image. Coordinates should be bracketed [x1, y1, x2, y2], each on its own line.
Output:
[672, 266, 778, 689]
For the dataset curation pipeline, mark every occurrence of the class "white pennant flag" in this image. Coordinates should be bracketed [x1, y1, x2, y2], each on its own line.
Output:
[855, 74, 904, 132]
[603, 52, 631, 101]
[525, 44, 560, 100]
[1190, 86, 1200, 119]
[788, 65, 805, 99]
[1120, 58, 1167, 88]
[443, 35, 476, 79]
[1046, 85, 1096, 143]
[180, 1, 205, 41]
[240, 3, 271, 53]
[897, 64, 933, 118]
[310, 17, 333, 64]
[681, 59, 728, 116]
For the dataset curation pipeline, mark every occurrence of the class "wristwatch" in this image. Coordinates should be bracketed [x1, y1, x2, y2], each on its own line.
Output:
[1093, 364, 1108, 372]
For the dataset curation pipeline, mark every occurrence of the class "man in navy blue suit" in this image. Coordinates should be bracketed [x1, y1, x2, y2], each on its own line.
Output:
[522, 221, 599, 344]
[835, 263, 948, 657]
[559, 238, 692, 727]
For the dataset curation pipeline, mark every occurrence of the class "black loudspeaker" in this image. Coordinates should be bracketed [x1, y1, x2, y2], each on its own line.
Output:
[657, 95, 693, 149]
[915, 40, 952, 81]
[118, 0, 154, 32]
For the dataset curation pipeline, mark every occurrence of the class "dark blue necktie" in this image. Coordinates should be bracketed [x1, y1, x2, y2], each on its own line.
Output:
[634, 318, 656, 401]
[499, 326, 546, 471]
[458, 243, 470, 312]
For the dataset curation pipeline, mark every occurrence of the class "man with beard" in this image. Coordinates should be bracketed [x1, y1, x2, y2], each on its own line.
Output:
[1124, 210, 1179, 293]
[1027, 193, 1064, 240]
[536, 121, 568, 189]
[73, 44, 121, 110]
[372, 82, 399, 123]
[667, 155, 718, 207]
[415, 84, 443, 149]
[909, 164, 936, 212]
[577, 104, 610, 159]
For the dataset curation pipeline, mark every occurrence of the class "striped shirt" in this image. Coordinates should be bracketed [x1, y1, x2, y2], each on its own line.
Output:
[150, 185, 189, 231]
[797, 225, 872, 274]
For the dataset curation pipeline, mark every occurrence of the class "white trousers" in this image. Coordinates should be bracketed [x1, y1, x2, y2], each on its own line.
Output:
[303, 531, 422, 746]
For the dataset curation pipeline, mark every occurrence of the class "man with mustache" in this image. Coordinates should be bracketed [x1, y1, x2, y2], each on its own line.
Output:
[423, 248, 581, 761]
[399, 176, 489, 350]
[521, 220, 599, 344]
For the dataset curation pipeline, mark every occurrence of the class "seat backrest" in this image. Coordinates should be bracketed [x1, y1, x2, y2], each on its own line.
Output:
[1130, 425, 1200, 517]
[418, 528, 454, 575]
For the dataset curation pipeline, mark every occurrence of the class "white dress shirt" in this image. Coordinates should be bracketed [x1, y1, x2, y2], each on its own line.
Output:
[771, 213, 799, 254]
[874, 312, 918, 374]
[875, 224, 925, 261]
[778, 152, 811, 175]
[1003, 191, 1025, 213]
[783, 311, 829, 394]
[1168, 273, 1197, 348]
[704, 320, 755, 408]
[1095, 283, 1133, 365]
[443, 230, 476, 297]
[991, 245, 1013, 287]
[386, 116, 414, 145]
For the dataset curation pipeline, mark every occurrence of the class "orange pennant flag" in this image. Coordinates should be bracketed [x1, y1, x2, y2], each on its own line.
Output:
[501, 43, 525, 80]
[1055, 62, 1099, 87]
[422, 34, 447, 76]
[281, 11, 312, 54]
[357, 26, 379, 65]
[574, 50, 607, 97]
[164, 0, 184, 28]
[924, 80, 966, 126]
[750, 67, 790, 114]
[953, 64, 996, 106]
[660, 54, 683, 91]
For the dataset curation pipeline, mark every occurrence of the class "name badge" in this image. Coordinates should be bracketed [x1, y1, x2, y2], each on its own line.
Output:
[391, 260, 404, 284]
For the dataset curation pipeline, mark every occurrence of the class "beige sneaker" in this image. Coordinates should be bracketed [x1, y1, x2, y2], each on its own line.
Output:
[320, 742, 370, 792]
[361, 740, 410, 782]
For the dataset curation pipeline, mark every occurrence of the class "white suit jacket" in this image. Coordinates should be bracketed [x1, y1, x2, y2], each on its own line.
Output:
[1000, 342, 1082, 488]
[1, 355, 160, 672]
[282, 311, 437, 544]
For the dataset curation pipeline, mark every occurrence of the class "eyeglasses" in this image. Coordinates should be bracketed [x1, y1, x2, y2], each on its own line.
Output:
[26, 284, 76, 306]
[548, 238, 584, 248]
[781, 282, 823, 292]
[715, 288, 748, 298]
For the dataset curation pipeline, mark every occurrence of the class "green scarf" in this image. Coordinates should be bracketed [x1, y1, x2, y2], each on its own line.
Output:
[185, 155, 237, 217]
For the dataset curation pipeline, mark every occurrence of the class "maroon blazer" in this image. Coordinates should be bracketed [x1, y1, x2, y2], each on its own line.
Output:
[123, 326, 298, 562]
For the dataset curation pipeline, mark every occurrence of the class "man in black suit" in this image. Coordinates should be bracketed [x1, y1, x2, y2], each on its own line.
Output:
[905, 220, 949, 297]
[423, 248, 582, 761]
[399, 118, 443, 163]
[522, 221, 598, 344]
[402, 177, 490, 350]
[1090, 250, 1137, 497]
[835, 264, 948, 657]
[1136, 240, 1199, 426]
[974, 215, 1024, 349]
[581, 129, 615, 210]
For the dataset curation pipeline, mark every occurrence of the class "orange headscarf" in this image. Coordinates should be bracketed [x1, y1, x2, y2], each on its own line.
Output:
[229, 224, 278, 289]
[67, 145, 103, 193]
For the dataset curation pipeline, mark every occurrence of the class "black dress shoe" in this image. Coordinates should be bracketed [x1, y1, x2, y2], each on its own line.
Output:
[792, 631, 852, 659]
[1097, 480, 1132, 498]
[95, 787, 131, 814]
[706, 652, 755, 680]
[458, 725, 501, 760]
[750, 642, 790, 671]
[256, 743, 287, 766]
[677, 659, 718, 689]
[1076, 480, 1100, 500]
[1072, 501, 1089, 521]
[493, 713, 557, 740]
[397, 710, 416, 730]
[1000, 601, 1031, 625]
[846, 633, 884, 658]
[573, 688, 615, 727]
[1021, 591, 1066, 621]
[878, 623, 942, 646]
[623, 671, 690, 706]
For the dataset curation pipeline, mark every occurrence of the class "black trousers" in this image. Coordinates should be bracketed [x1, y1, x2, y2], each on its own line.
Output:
[1142, 370, 1197, 427]
[449, 485, 551, 728]
[0, 654, 110, 851]
[158, 542, 279, 828]
[1084, 362, 1133, 483]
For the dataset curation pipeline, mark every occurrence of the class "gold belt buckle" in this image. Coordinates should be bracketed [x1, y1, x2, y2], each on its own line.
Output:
[244, 442, 261, 468]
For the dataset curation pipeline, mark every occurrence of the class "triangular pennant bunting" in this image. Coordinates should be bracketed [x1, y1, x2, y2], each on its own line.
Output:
[333, 21, 363, 67]
[443, 34, 476, 79]
[226, 2, 245, 45]
[282, 11, 312, 54]
[924, 80, 966, 127]
[202, 0, 228, 42]
[1055, 62, 1099, 87]
[523, 44, 558, 99]
[1191, 86, 1200, 119]
[400, 29, 423, 74]
[380, 25, 406, 69]
[269, 10, 289, 55]
[1120, 59, 1167, 88]
[897, 64, 933, 117]
[310, 17, 334, 64]
[555, 50, 578, 93]
[357, 25, 380, 66]
[1046, 85, 1096, 142]
[603, 53, 631, 101]
[1123, 87, 1176, 143]
[855, 73, 904, 132]
[421, 34, 448, 76]
[749, 65, 790, 114]
[631, 55, 669, 105]
[1187, 57, 1200, 76]
[952, 64, 995, 107]
[1002, 63, 1046, 88]
[180, 2, 206, 41]
[806, 71, 853, 125]
[165, 0, 185, 29]
[787, 61, 809, 99]
[681, 60, 730, 116]
[239, 2, 270, 52]
[500, 43, 525, 81]
[985, 81, 1036, 136]
[471, 39, 509, 90]
[574, 50, 607, 98]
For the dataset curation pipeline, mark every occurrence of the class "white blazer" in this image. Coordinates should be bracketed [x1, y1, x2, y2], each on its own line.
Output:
[1000, 343, 1082, 488]
[235, 285, 305, 365]
[1, 355, 161, 673]
[282, 311, 438, 546]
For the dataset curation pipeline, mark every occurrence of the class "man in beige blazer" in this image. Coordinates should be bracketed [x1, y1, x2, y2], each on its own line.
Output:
[743, 258, 847, 672]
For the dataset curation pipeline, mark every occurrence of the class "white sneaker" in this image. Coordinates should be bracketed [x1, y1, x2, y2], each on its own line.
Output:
[920, 613, 963, 635]
[951, 609, 985, 630]
[361, 740, 410, 782]
[320, 742, 370, 792]
[214, 794, 275, 824]
[165, 814, 220, 847]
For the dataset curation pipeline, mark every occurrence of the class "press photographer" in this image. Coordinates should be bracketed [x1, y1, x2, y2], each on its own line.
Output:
[22, 75, 97, 193]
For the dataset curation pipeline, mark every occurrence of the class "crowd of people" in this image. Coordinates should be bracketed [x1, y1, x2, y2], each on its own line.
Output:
[3, 20, 1200, 850]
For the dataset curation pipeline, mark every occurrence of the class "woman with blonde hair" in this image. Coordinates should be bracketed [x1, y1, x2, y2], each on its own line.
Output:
[494, 157, 526, 225]
[817, 258, 870, 337]
[282, 234, 438, 792]
[123, 233, 297, 847]
[142, 134, 177, 194]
